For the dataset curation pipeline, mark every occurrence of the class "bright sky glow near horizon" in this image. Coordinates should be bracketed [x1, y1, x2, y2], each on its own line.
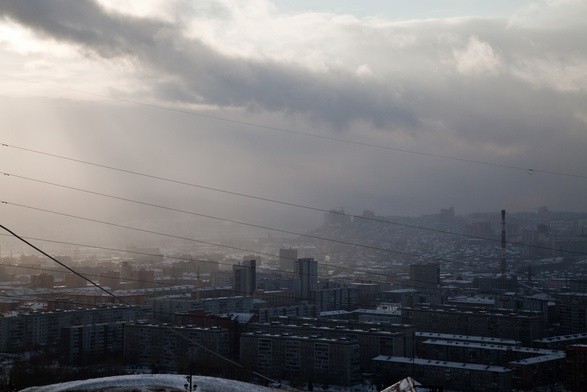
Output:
[271, 0, 534, 19]
[0, 0, 586, 249]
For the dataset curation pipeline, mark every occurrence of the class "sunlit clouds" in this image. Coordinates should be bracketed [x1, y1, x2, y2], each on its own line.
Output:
[0, 0, 586, 244]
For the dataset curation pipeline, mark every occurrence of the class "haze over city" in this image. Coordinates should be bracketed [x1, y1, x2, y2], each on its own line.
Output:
[0, 1, 586, 391]
[0, 0, 586, 248]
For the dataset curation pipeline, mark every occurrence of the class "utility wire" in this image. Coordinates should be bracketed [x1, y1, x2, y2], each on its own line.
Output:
[0, 229, 391, 292]
[0, 224, 130, 305]
[0, 261, 541, 311]
[1, 143, 345, 211]
[0, 230, 396, 300]
[1, 74, 585, 180]
[5, 230, 540, 298]
[0, 232, 558, 318]
[0, 200, 441, 282]
[4, 200, 573, 291]
[2, 199, 582, 288]
[0, 200, 430, 273]
[3, 171, 587, 257]
[0, 224, 298, 390]
[0, 232, 298, 282]
[0, 171, 482, 256]
[0, 260, 382, 308]
[0, 230, 398, 291]
[0, 231, 313, 282]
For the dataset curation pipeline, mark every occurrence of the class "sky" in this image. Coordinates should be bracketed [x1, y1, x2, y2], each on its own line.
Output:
[0, 0, 586, 252]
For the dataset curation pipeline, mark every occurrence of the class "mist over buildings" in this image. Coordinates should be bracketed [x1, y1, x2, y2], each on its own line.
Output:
[0, 0, 586, 251]
[2, 3, 587, 391]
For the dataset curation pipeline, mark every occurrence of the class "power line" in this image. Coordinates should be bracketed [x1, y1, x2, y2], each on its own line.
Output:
[5, 199, 582, 295]
[6, 229, 539, 300]
[0, 258, 544, 310]
[0, 200, 427, 263]
[0, 233, 387, 301]
[0, 200, 436, 280]
[0, 224, 394, 293]
[0, 287, 284, 388]
[1, 74, 585, 180]
[1, 143, 341, 211]
[0, 224, 299, 390]
[0, 171, 470, 256]
[0, 231, 283, 280]
[0, 224, 130, 305]
[0, 253, 210, 289]
[0, 232, 406, 296]
[0, 259, 374, 307]
[3, 170, 587, 258]
[0, 235, 557, 319]
[0, 231, 559, 311]
[3, 148, 585, 269]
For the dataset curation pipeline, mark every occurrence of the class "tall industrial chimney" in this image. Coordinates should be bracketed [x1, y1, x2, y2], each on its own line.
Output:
[500, 209, 506, 276]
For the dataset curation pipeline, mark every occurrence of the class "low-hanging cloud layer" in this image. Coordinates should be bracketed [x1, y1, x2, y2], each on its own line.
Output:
[0, 0, 586, 248]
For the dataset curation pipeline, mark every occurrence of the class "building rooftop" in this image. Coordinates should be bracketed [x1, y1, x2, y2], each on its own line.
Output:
[319, 310, 351, 316]
[534, 332, 587, 343]
[422, 339, 561, 355]
[382, 289, 417, 294]
[415, 332, 521, 345]
[448, 296, 494, 305]
[352, 308, 401, 316]
[373, 356, 512, 373]
[509, 353, 565, 365]
[242, 331, 359, 344]
[250, 321, 402, 336]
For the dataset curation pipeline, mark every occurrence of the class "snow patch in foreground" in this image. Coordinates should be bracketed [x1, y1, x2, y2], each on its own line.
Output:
[19, 374, 280, 392]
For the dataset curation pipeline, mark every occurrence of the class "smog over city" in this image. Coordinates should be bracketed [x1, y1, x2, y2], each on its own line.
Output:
[0, 1, 586, 391]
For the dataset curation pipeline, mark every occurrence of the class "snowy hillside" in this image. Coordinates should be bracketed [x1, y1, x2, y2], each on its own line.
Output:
[19, 374, 280, 392]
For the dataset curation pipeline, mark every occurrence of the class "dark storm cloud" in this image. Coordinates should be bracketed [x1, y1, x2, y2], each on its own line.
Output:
[0, 0, 418, 130]
[1, 0, 586, 221]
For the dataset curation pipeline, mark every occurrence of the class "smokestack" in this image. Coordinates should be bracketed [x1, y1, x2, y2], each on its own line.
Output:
[500, 209, 506, 276]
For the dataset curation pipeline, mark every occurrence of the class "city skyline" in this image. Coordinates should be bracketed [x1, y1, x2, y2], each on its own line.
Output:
[1, 0, 586, 251]
[1, 3, 587, 389]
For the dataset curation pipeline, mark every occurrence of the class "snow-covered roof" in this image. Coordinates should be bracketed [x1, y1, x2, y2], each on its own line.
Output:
[509, 352, 566, 365]
[534, 332, 587, 343]
[380, 377, 429, 392]
[415, 332, 521, 345]
[19, 374, 278, 392]
[373, 356, 511, 373]
[422, 339, 562, 355]
[319, 310, 351, 316]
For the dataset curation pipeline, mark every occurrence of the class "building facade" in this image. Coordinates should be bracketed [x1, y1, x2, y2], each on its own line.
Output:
[233, 260, 256, 296]
[59, 321, 126, 364]
[240, 332, 360, 386]
[0, 306, 139, 352]
[123, 323, 230, 372]
[374, 356, 512, 392]
[295, 258, 318, 300]
[402, 305, 546, 343]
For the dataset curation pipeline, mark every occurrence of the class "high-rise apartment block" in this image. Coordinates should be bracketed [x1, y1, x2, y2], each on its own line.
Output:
[295, 258, 317, 299]
[240, 332, 360, 386]
[232, 259, 256, 295]
[124, 324, 230, 372]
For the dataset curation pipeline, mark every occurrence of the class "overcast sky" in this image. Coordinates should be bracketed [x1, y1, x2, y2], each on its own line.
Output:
[0, 0, 586, 252]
